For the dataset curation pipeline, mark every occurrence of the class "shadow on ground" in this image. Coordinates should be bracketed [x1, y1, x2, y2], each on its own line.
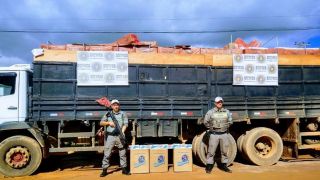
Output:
[37, 152, 123, 174]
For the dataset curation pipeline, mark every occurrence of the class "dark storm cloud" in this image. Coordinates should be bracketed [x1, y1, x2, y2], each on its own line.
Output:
[0, 0, 319, 66]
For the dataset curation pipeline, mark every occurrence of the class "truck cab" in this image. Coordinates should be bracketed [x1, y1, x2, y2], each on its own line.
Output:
[0, 64, 31, 124]
[0, 64, 44, 177]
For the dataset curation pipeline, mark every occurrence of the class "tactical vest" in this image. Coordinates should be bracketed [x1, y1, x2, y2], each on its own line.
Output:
[210, 110, 229, 132]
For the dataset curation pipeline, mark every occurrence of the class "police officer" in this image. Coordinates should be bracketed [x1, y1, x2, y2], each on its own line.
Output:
[100, 99, 131, 177]
[204, 96, 233, 173]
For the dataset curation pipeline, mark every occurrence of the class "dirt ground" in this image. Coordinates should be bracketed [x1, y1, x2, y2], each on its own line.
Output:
[1, 154, 320, 180]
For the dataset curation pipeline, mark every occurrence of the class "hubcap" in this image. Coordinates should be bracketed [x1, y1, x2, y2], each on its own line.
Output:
[255, 137, 273, 157]
[5, 146, 30, 168]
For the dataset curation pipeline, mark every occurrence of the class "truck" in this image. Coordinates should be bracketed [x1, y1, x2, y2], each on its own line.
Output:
[1, 36, 320, 177]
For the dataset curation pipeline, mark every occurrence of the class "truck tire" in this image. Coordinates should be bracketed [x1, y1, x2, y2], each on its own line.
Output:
[0, 136, 42, 177]
[194, 134, 205, 165]
[242, 127, 283, 166]
[192, 135, 198, 156]
[237, 132, 251, 161]
[237, 134, 245, 153]
[192, 135, 202, 163]
[197, 132, 237, 166]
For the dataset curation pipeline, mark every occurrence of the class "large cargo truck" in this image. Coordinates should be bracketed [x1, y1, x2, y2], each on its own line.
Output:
[0, 40, 320, 177]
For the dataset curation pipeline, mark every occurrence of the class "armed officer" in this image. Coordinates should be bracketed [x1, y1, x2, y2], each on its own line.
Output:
[204, 96, 233, 173]
[100, 99, 131, 177]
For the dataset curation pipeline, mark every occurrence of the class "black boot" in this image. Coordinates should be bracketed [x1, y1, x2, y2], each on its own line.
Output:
[205, 163, 214, 174]
[122, 167, 131, 175]
[100, 168, 108, 177]
[221, 163, 232, 173]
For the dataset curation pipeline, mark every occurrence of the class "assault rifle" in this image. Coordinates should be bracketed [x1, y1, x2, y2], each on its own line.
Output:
[106, 110, 127, 147]
[96, 97, 127, 148]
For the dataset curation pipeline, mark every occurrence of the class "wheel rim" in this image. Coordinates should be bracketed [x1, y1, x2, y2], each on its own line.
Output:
[5, 146, 30, 169]
[254, 136, 274, 158]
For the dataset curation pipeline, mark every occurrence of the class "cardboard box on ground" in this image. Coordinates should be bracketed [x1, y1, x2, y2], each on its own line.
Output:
[130, 144, 192, 173]
[172, 144, 193, 172]
[149, 144, 169, 173]
[130, 145, 150, 174]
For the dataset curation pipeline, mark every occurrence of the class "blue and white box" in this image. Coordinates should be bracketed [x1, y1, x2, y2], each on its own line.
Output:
[150, 144, 168, 173]
[173, 144, 193, 172]
[130, 145, 150, 174]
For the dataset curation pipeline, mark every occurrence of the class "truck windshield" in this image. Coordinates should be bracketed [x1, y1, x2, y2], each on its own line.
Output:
[0, 72, 16, 96]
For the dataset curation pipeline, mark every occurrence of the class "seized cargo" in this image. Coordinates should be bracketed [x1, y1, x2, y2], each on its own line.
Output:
[1, 35, 320, 177]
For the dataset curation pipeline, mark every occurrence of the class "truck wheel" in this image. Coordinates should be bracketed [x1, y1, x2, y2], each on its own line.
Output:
[226, 133, 237, 166]
[196, 133, 206, 165]
[0, 136, 42, 177]
[237, 132, 251, 161]
[242, 127, 283, 166]
[192, 135, 198, 156]
[237, 134, 245, 153]
[192, 135, 202, 163]
[197, 132, 237, 166]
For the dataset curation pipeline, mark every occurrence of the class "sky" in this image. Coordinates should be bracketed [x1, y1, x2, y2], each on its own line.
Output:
[0, 0, 319, 66]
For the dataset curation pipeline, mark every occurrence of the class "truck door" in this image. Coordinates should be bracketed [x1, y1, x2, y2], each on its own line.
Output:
[0, 71, 19, 123]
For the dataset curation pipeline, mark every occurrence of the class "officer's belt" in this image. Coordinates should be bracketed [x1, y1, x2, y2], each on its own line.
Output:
[208, 131, 227, 135]
[106, 131, 120, 136]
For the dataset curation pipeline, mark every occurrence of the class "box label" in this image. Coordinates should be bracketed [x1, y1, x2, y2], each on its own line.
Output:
[153, 155, 165, 167]
[134, 155, 147, 168]
[177, 154, 190, 166]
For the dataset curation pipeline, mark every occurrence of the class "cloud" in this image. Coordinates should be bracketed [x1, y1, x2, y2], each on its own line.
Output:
[0, 54, 28, 66]
[0, 0, 319, 64]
